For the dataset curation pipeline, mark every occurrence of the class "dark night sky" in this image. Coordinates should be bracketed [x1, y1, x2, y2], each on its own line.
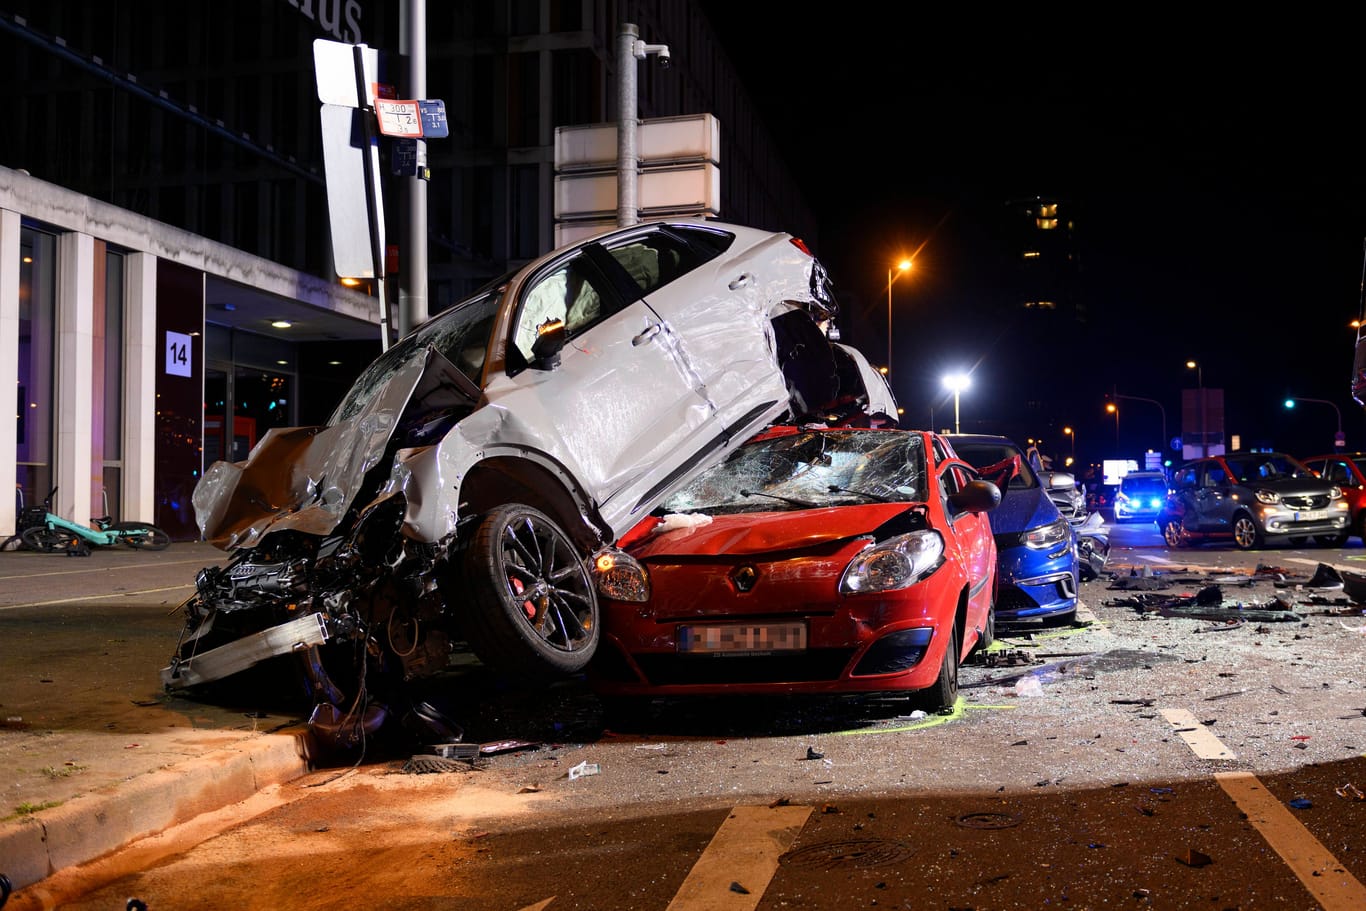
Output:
[697, 8, 1366, 464]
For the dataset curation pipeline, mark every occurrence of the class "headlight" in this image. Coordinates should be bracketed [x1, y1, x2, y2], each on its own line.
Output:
[1024, 517, 1071, 549]
[1255, 489, 1281, 505]
[840, 531, 945, 594]
[1330, 485, 1344, 499]
[591, 548, 650, 602]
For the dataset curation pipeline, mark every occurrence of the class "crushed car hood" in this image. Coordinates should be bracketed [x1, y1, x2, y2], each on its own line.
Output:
[627, 503, 913, 558]
[193, 347, 479, 551]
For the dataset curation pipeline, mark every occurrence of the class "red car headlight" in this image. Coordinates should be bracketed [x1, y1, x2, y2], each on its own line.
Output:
[840, 531, 945, 594]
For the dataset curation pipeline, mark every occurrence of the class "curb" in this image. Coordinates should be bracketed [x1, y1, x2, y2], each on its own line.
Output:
[0, 728, 314, 892]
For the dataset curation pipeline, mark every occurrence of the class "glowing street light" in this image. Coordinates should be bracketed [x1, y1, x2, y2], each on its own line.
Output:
[942, 372, 970, 434]
[1186, 360, 1207, 457]
[886, 258, 912, 374]
[1064, 425, 1075, 458]
[1284, 396, 1346, 449]
[1106, 401, 1119, 445]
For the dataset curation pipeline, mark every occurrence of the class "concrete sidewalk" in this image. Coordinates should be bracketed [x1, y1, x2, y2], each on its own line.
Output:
[0, 541, 316, 893]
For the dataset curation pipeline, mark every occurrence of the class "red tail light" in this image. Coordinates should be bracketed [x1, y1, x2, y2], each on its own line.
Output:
[789, 237, 813, 256]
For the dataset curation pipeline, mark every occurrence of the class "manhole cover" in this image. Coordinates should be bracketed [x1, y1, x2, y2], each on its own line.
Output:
[955, 812, 1023, 830]
[780, 839, 916, 869]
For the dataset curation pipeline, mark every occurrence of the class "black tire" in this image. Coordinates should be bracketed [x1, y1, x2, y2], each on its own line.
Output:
[1315, 532, 1350, 548]
[910, 621, 959, 714]
[1161, 518, 1185, 548]
[1231, 513, 1263, 551]
[461, 504, 599, 678]
[21, 526, 71, 553]
[112, 522, 172, 550]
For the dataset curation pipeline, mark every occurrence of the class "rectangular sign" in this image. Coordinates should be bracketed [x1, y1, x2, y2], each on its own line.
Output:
[165, 331, 193, 378]
[319, 103, 385, 278]
[376, 99, 422, 137]
[313, 39, 380, 108]
[418, 100, 449, 138]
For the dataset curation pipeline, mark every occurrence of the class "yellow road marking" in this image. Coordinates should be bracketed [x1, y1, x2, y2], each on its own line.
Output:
[1217, 772, 1366, 909]
[665, 804, 811, 911]
[1160, 707, 1235, 760]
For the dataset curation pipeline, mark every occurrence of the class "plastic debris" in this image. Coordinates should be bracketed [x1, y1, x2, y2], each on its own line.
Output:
[567, 760, 600, 780]
[729, 882, 750, 894]
[1014, 676, 1045, 698]
[1176, 849, 1212, 867]
[1335, 783, 1364, 800]
[1289, 797, 1312, 809]
[803, 746, 825, 760]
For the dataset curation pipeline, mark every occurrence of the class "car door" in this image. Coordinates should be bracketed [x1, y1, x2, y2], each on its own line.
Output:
[483, 243, 714, 537]
[1167, 466, 1200, 531]
[1192, 460, 1235, 531]
[602, 225, 800, 434]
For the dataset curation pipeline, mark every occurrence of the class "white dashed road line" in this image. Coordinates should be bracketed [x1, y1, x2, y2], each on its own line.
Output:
[1165, 707, 1366, 908]
[665, 804, 812, 911]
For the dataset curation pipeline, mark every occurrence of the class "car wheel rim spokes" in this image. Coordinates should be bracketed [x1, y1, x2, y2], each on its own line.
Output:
[499, 511, 592, 653]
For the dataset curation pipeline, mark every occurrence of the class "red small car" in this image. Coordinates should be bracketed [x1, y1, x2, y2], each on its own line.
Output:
[1299, 452, 1366, 544]
[587, 426, 1001, 714]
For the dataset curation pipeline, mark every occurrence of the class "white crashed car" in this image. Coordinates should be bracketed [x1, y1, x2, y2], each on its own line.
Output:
[163, 218, 894, 743]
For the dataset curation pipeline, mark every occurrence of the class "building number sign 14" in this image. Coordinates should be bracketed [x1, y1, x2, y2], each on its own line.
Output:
[166, 331, 193, 378]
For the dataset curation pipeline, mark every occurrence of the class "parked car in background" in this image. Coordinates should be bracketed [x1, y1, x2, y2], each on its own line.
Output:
[1113, 470, 1168, 524]
[1299, 452, 1366, 544]
[164, 217, 893, 748]
[944, 433, 1080, 626]
[1160, 452, 1349, 550]
[588, 426, 1000, 714]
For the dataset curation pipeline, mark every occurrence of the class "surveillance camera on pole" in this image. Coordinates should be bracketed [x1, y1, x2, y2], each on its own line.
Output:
[617, 23, 672, 227]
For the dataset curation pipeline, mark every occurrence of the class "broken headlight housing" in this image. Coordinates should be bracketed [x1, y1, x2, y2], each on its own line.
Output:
[840, 531, 945, 594]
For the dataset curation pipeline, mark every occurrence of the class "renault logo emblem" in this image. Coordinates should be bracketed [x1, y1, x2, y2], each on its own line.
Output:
[730, 565, 758, 592]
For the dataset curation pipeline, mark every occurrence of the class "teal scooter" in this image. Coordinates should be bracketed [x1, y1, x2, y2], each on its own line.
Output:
[19, 487, 171, 553]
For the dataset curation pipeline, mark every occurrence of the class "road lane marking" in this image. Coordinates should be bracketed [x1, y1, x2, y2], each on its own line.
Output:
[1160, 708, 1235, 760]
[0, 584, 195, 611]
[1216, 771, 1366, 909]
[665, 804, 811, 911]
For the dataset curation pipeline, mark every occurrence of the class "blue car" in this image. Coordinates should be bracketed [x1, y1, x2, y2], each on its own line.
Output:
[945, 434, 1080, 625]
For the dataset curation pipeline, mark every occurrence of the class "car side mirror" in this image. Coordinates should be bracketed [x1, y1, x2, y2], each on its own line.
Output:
[529, 318, 567, 369]
[950, 479, 1001, 515]
[1047, 470, 1078, 490]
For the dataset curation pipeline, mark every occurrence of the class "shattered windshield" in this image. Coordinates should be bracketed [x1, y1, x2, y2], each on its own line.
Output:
[330, 286, 504, 425]
[658, 430, 927, 514]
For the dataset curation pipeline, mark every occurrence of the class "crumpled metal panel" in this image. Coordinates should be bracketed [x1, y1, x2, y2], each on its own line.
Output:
[193, 354, 431, 551]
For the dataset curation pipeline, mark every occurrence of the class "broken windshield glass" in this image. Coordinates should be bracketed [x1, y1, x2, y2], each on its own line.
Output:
[659, 430, 927, 514]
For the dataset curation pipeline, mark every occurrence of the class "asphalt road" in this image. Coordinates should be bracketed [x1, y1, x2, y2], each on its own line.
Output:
[9, 523, 1366, 910]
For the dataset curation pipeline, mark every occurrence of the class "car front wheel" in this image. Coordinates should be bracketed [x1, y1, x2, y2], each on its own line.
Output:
[1231, 513, 1264, 550]
[462, 504, 600, 678]
[910, 621, 959, 714]
[1161, 518, 1185, 548]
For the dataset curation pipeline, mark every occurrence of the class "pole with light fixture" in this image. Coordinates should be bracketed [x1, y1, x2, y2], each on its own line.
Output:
[1186, 360, 1205, 456]
[1284, 397, 1345, 450]
[942, 372, 970, 434]
[1064, 426, 1075, 459]
[886, 258, 911, 374]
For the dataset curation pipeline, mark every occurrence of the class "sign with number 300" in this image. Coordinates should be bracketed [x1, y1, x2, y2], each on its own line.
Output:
[165, 331, 193, 378]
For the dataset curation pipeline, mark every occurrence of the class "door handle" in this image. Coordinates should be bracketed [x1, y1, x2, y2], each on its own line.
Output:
[632, 323, 662, 347]
[728, 273, 753, 291]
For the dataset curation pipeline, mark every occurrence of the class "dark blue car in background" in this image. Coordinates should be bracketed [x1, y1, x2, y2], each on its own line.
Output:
[945, 433, 1081, 626]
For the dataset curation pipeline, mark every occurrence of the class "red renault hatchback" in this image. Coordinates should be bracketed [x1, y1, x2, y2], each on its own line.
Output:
[587, 426, 1000, 714]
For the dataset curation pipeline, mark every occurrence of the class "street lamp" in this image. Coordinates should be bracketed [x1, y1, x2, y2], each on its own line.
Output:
[1186, 360, 1206, 457]
[886, 258, 912, 374]
[1106, 401, 1119, 446]
[1064, 426, 1075, 459]
[1113, 392, 1168, 457]
[942, 372, 970, 434]
[1284, 397, 1345, 450]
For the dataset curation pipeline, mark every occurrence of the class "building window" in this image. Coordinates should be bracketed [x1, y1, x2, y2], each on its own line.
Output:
[17, 226, 56, 515]
[101, 248, 125, 518]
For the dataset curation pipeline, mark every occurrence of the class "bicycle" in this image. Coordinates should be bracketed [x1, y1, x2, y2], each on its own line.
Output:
[18, 487, 172, 553]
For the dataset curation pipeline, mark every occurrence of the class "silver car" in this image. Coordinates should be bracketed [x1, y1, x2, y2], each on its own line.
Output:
[164, 218, 892, 745]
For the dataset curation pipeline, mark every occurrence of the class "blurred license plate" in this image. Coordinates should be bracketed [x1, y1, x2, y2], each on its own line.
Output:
[677, 622, 807, 654]
[1295, 509, 1328, 521]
